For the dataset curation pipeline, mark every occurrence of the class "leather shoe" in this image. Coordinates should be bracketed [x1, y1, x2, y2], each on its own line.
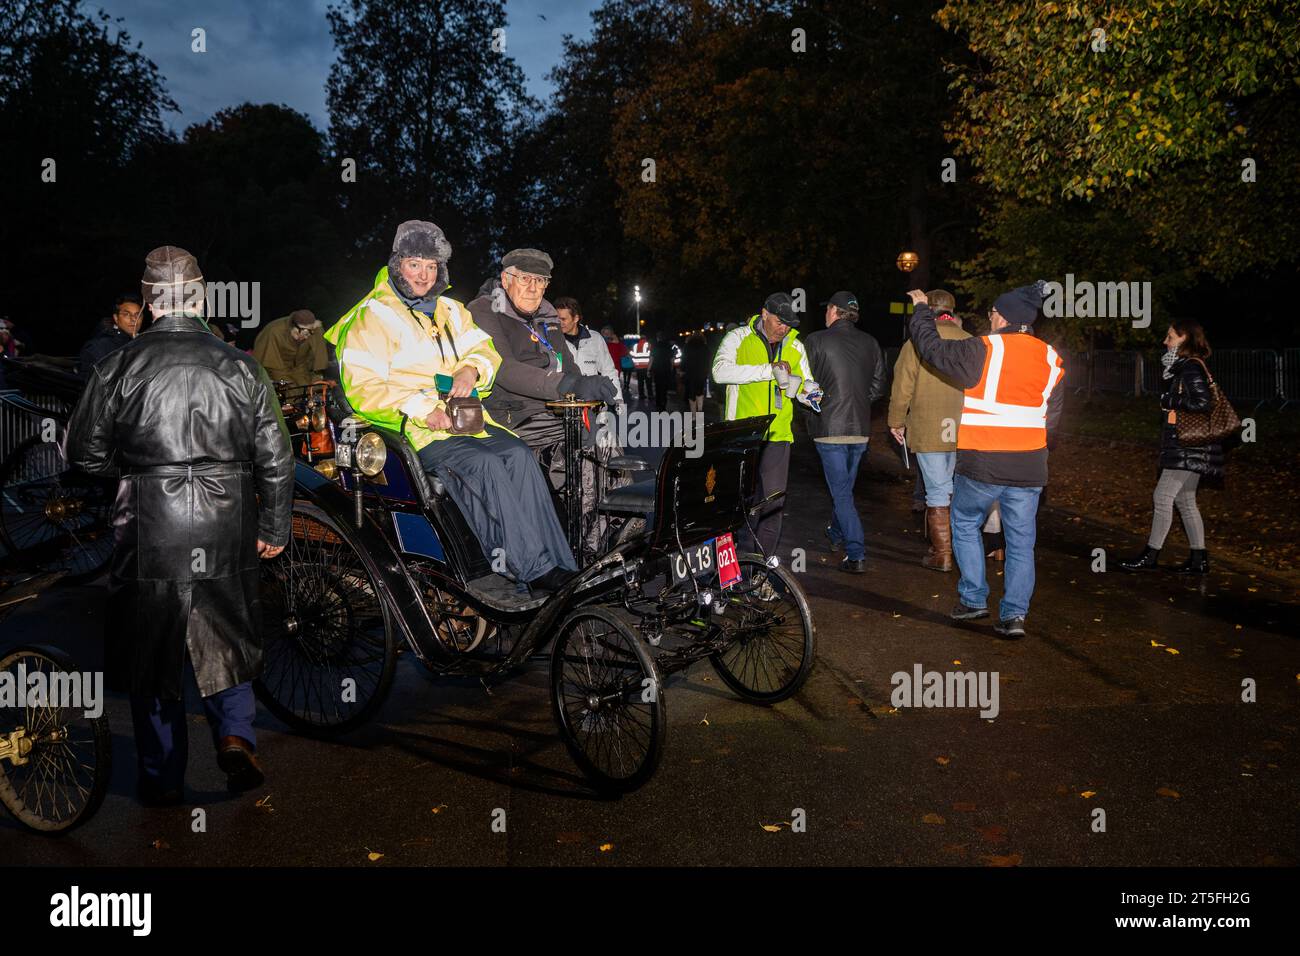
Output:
[217, 736, 264, 792]
[839, 557, 866, 574]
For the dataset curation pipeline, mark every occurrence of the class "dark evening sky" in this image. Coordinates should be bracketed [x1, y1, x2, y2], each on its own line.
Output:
[88, 0, 602, 131]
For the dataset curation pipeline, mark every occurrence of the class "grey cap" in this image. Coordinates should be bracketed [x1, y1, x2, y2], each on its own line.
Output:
[392, 220, 452, 261]
[502, 247, 553, 278]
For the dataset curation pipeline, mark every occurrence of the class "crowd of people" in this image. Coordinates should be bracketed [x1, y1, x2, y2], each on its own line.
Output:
[48, 215, 1230, 806]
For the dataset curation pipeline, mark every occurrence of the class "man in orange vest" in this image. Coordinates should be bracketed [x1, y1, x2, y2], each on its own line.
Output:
[904, 283, 1064, 638]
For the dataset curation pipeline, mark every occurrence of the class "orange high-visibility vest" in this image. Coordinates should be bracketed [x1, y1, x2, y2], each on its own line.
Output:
[958, 333, 1065, 452]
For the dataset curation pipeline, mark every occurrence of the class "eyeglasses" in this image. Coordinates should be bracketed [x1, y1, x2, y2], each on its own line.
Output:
[116, 310, 142, 320]
[507, 270, 550, 289]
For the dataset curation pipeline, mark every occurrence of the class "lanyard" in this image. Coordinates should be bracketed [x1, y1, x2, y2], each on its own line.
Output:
[530, 318, 563, 372]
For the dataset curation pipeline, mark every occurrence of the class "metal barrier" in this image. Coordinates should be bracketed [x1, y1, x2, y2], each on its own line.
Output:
[1206, 350, 1279, 402]
[0, 391, 69, 483]
[1064, 349, 1297, 405]
[885, 344, 1299, 405]
[1281, 349, 1300, 406]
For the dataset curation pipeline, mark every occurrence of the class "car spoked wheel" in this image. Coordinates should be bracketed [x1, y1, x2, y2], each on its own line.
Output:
[255, 502, 396, 736]
[408, 565, 490, 654]
[709, 555, 815, 704]
[550, 607, 665, 793]
[0, 437, 115, 582]
[0, 646, 111, 834]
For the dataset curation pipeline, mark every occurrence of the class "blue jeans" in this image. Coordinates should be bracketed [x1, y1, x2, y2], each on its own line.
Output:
[131, 681, 256, 791]
[815, 441, 868, 560]
[916, 451, 956, 507]
[950, 474, 1042, 620]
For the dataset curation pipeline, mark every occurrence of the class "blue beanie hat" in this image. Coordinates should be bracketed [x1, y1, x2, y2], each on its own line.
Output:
[993, 280, 1047, 328]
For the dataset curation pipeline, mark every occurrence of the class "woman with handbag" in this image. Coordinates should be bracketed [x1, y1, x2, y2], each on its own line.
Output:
[1120, 320, 1234, 574]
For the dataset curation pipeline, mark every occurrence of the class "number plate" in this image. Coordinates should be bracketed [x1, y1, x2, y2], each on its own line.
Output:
[670, 539, 716, 584]
[335, 442, 353, 468]
[716, 533, 741, 589]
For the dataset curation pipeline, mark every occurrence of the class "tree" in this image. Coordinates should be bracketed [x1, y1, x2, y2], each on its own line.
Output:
[606, 0, 976, 332]
[325, 0, 535, 289]
[937, 0, 1300, 290]
[0, 1, 177, 349]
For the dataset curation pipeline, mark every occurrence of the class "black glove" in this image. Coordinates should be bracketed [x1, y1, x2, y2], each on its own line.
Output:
[561, 372, 617, 402]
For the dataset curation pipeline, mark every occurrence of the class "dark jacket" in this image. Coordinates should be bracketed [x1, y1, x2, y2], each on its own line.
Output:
[682, 338, 710, 397]
[803, 319, 886, 441]
[650, 339, 675, 377]
[906, 302, 1064, 487]
[64, 314, 294, 699]
[467, 283, 578, 428]
[77, 322, 133, 377]
[1158, 357, 1225, 479]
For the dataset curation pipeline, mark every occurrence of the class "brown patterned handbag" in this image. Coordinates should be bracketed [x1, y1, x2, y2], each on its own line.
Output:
[1174, 358, 1241, 445]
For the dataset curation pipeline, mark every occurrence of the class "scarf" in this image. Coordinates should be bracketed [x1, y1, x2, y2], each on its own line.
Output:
[1161, 346, 1180, 380]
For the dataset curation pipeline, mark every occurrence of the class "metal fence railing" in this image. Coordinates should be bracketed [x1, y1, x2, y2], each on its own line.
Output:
[0, 392, 70, 483]
[880, 345, 1300, 407]
[1069, 349, 1294, 405]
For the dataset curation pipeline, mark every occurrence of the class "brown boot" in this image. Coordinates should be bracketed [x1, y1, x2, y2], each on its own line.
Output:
[922, 506, 954, 572]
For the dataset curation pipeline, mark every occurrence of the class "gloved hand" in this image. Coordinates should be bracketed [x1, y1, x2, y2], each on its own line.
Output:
[561, 372, 617, 402]
[797, 381, 824, 413]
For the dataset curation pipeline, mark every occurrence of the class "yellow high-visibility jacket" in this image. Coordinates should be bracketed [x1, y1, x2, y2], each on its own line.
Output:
[325, 267, 502, 451]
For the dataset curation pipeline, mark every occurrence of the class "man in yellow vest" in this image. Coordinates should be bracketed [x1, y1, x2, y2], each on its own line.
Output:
[905, 283, 1064, 639]
[713, 292, 821, 559]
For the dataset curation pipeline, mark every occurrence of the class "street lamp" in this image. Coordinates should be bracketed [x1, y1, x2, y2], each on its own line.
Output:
[894, 250, 921, 320]
[634, 284, 642, 335]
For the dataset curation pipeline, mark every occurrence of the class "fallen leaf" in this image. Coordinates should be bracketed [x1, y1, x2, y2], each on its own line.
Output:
[1155, 787, 1181, 799]
[366, 849, 383, 862]
[1164, 647, 1180, 655]
[981, 852, 1023, 867]
[952, 802, 977, 812]
[598, 843, 614, 852]
[935, 756, 950, 766]
[699, 716, 710, 726]
[921, 813, 946, 825]
[760, 823, 789, 832]
[1150, 640, 1165, 648]
[952, 659, 962, 665]
[430, 804, 448, 815]
[1080, 790, 1097, 798]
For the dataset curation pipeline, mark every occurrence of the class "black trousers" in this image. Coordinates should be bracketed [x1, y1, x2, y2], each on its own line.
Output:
[418, 426, 576, 582]
[746, 440, 791, 558]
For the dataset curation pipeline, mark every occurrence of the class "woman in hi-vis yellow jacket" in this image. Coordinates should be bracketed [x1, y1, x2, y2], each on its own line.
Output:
[326, 220, 577, 592]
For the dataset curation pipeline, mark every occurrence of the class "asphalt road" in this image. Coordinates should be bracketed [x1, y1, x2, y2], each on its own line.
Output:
[2, 402, 1296, 867]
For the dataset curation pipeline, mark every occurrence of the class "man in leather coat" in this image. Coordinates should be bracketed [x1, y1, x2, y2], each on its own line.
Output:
[65, 245, 295, 804]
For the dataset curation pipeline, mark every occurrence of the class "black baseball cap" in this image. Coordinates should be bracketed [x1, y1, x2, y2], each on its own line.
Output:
[762, 292, 800, 327]
[821, 290, 859, 311]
